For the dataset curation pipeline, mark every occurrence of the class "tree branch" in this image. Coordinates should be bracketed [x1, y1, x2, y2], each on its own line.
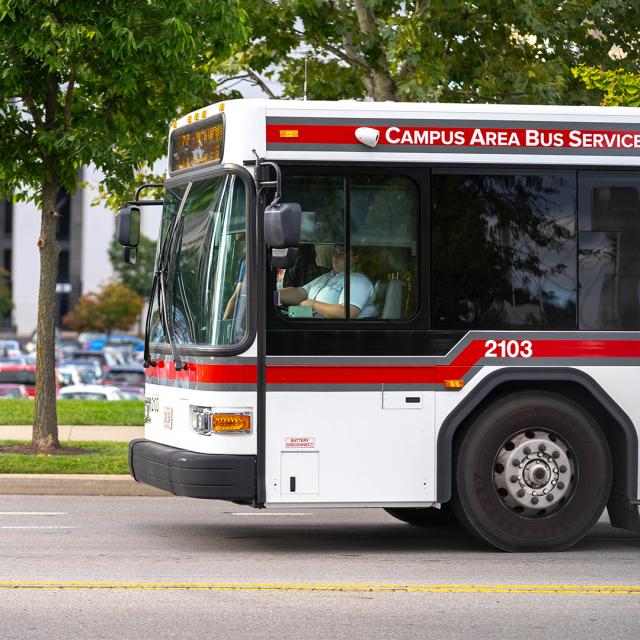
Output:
[64, 69, 76, 129]
[21, 94, 43, 130]
[353, 0, 378, 35]
[218, 70, 279, 98]
[45, 72, 58, 128]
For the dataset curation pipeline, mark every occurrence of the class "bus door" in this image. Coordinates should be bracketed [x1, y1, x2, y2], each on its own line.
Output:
[264, 171, 436, 505]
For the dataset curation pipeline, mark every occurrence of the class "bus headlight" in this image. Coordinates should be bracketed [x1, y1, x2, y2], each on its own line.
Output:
[191, 407, 252, 435]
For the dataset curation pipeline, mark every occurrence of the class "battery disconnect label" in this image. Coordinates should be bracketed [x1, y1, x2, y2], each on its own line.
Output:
[285, 437, 315, 449]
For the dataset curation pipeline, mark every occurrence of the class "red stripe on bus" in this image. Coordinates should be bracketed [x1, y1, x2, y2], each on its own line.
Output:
[145, 340, 640, 386]
[266, 124, 640, 149]
[145, 362, 257, 384]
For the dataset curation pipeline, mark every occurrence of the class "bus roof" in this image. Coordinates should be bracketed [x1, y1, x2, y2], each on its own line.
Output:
[169, 99, 640, 171]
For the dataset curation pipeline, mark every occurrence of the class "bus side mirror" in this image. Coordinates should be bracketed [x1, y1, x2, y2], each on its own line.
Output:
[116, 205, 141, 248]
[264, 202, 301, 248]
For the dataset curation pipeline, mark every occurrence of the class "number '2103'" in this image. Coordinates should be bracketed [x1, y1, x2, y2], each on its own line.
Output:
[484, 339, 533, 358]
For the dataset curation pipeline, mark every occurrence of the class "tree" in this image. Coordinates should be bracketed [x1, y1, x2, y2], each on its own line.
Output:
[220, 0, 640, 104]
[0, 0, 245, 451]
[0, 267, 12, 320]
[573, 66, 640, 107]
[63, 281, 144, 338]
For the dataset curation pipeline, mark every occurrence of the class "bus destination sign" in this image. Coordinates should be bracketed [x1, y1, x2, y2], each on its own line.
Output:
[170, 116, 224, 173]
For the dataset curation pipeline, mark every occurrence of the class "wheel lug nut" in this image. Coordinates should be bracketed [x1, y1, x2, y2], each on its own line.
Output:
[557, 481, 565, 490]
[552, 451, 560, 459]
[546, 494, 554, 502]
[523, 446, 531, 455]
[531, 497, 539, 505]
[517, 489, 526, 498]
[512, 459, 520, 467]
[538, 443, 546, 452]
[510, 475, 518, 483]
[559, 465, 567, 473]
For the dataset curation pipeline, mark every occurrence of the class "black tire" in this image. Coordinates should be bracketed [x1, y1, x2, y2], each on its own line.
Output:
[385, 505, 456, 527]
[453, 391, 612, 552]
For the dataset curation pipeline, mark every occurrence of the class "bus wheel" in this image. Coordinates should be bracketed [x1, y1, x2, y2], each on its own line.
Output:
[453, 391, 612, 552]
[384, 505, 456, 527]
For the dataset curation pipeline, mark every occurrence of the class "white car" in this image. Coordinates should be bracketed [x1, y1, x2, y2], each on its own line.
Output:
[59, 384, 123, 401]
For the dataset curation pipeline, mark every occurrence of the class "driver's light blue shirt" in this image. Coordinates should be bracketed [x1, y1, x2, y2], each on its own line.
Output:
[303, 271, 376, 318]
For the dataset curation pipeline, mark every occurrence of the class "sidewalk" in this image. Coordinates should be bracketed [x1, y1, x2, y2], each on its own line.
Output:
[0, 425, 144, 441]
[0, 425, 169, 497]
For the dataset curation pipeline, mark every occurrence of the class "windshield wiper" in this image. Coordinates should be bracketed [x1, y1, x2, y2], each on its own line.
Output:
[143, 183, 192, 370]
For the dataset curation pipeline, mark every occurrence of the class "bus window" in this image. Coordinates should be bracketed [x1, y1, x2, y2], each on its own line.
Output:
[431, 171, 577, 330]
[277, 174, 419, 321]
[350, 175, 419, 320]
[578, 172, 640, 330]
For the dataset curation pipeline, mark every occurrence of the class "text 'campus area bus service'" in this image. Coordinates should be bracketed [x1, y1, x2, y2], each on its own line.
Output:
[117, 99, 640, 551]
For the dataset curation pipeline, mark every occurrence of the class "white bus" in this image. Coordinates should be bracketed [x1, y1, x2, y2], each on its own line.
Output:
[117, 99, 640, 551]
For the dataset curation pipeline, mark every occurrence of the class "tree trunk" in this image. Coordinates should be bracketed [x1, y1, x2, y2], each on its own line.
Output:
[32, 181, 60, 451]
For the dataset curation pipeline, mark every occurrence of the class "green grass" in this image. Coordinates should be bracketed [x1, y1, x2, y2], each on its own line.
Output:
[0, 399, 143, 426]
[0, 440, 130, 474]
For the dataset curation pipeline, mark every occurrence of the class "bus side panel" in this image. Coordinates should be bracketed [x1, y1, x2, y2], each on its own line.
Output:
[265, 389, 436, 504]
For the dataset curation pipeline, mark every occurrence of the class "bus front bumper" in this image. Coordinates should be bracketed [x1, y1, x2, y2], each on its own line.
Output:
[128, 439, 256, 501]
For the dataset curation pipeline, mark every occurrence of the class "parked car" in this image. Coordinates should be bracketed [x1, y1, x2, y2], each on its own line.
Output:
[79, 334, 144, 353]
[101, 366, 145, 388]
[0, 383, 30, 398]
[59, 384, 124, 401]
[58, 359, 102, 383]
[0, 364, 37, 397]
[116, 385, 145, 400]
[0, 340, 21, 360]
[66, 349, 125, 374]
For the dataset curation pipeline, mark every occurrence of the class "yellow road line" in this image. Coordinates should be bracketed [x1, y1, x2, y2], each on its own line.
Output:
[0, 582, 640, 594]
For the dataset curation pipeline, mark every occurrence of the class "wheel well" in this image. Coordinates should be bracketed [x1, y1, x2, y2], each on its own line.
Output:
[437, 370, 638, 528]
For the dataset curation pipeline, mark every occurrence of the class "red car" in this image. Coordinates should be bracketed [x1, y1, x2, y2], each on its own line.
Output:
[0, 364, 36, 397]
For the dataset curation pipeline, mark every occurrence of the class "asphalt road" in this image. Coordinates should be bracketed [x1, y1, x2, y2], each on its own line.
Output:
[1, 495, 640, 639]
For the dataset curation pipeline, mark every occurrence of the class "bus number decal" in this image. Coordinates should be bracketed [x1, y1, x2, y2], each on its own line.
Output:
[484, 339, 533, 359]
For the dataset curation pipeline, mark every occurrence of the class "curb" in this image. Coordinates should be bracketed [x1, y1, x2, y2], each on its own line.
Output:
[0, 474, 170, 497]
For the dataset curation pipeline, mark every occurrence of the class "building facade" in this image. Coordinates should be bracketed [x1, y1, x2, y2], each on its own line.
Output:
[1, 167, 129, 336]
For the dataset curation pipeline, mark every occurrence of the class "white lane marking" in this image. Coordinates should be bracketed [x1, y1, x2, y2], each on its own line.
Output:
[230, 512, 312, 516]
[1, 526, 78, 530]
[0, 512, 67, 516]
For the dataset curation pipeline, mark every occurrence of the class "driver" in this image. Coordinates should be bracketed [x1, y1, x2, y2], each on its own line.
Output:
[278, 245, 376, 319]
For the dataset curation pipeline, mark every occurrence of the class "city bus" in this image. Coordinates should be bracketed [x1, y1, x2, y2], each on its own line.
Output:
[117, 99, 640, 552]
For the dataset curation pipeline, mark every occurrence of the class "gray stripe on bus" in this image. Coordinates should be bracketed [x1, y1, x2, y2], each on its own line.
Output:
[148, 355, 257, 366]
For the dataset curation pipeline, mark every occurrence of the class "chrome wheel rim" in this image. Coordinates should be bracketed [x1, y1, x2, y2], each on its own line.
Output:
[493, 429, 576, 518]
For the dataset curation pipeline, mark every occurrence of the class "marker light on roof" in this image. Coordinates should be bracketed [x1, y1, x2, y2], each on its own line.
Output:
[355, 127, 380, 148]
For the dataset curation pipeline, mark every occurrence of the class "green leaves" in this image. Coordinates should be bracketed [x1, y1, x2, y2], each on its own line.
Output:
[573, 66, 640, 107]
[0, 0, 247, 204]
[222, 0, 640, 105]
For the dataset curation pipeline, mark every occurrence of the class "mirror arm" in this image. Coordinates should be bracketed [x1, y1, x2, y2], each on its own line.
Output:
[124, 199, 164, 207]
[135, 183, 165, 201]
[253, 152, 282, 207]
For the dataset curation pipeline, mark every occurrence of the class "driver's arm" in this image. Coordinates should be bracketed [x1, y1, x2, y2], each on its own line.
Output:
[278, 286, 308, 306]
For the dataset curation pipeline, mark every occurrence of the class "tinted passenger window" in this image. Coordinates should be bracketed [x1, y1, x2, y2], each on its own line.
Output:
[431, 172, 577, 329]
[579, 172, 640, 231]
[579, 172, 640, 330]
[277, 174, 419, 320]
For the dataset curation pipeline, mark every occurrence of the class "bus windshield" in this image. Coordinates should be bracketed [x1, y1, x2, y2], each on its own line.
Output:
[150, 173, 247, 348]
